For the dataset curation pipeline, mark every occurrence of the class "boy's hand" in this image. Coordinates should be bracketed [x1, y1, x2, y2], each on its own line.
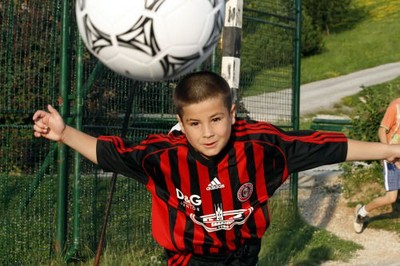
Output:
[33, 105, 66, 141]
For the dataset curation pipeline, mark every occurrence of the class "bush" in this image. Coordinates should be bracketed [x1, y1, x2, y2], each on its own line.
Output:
[301, 9, 324, 56]
[349, 83, 400, 142]
[302, 0, 365, 35]
[341, 161, 384, 206]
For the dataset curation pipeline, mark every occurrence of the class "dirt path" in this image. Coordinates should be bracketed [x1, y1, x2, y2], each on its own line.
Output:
[297, 165, 400, 266]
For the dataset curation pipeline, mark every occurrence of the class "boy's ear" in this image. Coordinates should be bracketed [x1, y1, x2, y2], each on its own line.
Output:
[176, 114, 185, 134]
[230, 104, 236, 124]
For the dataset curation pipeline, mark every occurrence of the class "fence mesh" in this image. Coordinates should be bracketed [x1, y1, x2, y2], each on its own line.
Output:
[0, 0, 298, 264]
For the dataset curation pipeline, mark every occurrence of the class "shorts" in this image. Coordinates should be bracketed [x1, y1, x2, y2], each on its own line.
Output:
[383, 160, 400, 191]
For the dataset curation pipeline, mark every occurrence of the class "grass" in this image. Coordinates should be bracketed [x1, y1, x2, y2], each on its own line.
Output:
[259, 199, 361, 265]
[300, 0, 400, 84]
[47, 1, 400, 264]
[57, 198, 361, 266]
[0, 172, 156, 265]
[65, 245, 165, 266]
[4, 1, 400, 265]
[244, 0, 400, 96]
[242, 67, 293, 97]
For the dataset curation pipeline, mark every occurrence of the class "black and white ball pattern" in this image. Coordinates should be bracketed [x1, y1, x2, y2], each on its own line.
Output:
[76, 0, 225, 81]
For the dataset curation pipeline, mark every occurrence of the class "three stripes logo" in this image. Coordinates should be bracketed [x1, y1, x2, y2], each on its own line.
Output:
[206, 177, 225, 191]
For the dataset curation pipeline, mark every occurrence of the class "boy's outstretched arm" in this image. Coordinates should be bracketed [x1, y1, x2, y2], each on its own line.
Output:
[33, 105, 98, 164]
[346, 139, 400, 162]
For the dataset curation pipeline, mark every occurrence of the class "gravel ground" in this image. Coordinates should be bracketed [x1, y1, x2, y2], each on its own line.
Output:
[297, 165, 400, 266]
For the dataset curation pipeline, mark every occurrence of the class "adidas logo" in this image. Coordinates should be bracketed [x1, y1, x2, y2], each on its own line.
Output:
[206, 177, 225, 191]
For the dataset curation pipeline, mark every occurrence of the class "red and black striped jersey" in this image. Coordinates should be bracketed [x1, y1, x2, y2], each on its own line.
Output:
[97, 118, 347, 255]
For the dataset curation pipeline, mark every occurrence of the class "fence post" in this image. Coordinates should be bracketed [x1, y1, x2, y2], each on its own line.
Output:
[55, 0, 72, 254]
[65, 24, 85, 261]
[290, 0, 303, 206]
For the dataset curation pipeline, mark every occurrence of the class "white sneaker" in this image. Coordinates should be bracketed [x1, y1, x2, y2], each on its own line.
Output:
[353, 204, 367, 233]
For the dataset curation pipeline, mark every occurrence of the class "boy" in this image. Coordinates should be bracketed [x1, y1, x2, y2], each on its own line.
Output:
[33, 71, 400, 265]
[354, 98, 400, 233]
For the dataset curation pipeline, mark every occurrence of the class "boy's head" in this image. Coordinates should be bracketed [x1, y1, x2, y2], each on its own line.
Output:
[174, 71, 236, 157]
[173, 71, 233, 118]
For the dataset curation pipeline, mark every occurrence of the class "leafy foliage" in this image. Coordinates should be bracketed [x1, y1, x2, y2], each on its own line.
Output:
[0, 2, 59, 124]
[302, 0, 366, 35]
[301, 10, 324, 56]
[349, 83, 400, 142]
[341, 161, 383, 204]
[241, 0, 295, 86]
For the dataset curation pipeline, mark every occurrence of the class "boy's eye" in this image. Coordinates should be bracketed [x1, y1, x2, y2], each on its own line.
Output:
[190, 121, 199, 126]
[212, 117, 221, 122]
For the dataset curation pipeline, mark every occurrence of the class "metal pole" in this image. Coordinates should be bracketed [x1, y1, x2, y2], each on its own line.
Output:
[65, 26, 85, 261]
[21, 144, 57, 212]
[291, 0, 302, 206]
[56, 0, 71, 254]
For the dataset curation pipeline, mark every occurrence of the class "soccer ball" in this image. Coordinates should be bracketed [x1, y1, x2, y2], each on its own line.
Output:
[75, 0, 225, 81]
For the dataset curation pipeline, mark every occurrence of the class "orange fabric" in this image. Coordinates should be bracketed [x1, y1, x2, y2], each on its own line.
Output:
[380, 98, 400, 144]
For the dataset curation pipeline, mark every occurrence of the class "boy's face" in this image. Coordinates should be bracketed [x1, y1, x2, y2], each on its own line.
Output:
[177, 97, 236, 158]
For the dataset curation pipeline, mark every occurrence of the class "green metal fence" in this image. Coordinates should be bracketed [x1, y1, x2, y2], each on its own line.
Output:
[0, 0, 301, 264]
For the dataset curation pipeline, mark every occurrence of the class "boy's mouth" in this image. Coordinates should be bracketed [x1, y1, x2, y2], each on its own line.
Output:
[203, 141, 217, 148]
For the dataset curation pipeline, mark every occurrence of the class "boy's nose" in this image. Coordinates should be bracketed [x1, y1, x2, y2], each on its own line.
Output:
[203, 124, 214, 138]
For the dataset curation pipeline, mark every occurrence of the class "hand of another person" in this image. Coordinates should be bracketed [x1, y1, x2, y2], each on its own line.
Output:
[32, 105, 66, 141]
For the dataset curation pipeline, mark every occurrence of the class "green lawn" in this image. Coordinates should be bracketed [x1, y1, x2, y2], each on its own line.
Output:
[301, 0, 400, 83]
[73, 1, 400, 264]
[243, 0, 400, 97]
[63, 198, 361, 266]
[6, 1, 400, 265]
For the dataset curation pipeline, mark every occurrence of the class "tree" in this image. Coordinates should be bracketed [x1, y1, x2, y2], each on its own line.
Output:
[302, 0, 361, 35]
[301, 9, 324, 56]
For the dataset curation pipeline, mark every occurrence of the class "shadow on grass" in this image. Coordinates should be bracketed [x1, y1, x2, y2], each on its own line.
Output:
[258, 200, 360, 265]
[365, 210, 400, 232]
[292, 246, 333, 266]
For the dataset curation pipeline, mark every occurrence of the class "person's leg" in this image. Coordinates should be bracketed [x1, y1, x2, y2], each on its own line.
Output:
[393, 190, 400, 212]
[354, 190, 398, 233]
[353, 161, 399, 233]
[367, 160, 400, 213]
[365, 190, 398, 213]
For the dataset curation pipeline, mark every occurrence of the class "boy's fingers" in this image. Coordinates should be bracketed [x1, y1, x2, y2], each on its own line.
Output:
[33, 125, 43, 137]
[33, 123, 45, 133]
[47, 104, 57, 114]
[32, 111, 41, 121]
[33, 131, 42, 138]
[33, 115, 44, 126]
[33, 110, 47, 121]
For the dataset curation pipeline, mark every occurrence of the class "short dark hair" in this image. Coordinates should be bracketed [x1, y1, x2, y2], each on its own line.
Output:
[173, 71, 232, 117]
